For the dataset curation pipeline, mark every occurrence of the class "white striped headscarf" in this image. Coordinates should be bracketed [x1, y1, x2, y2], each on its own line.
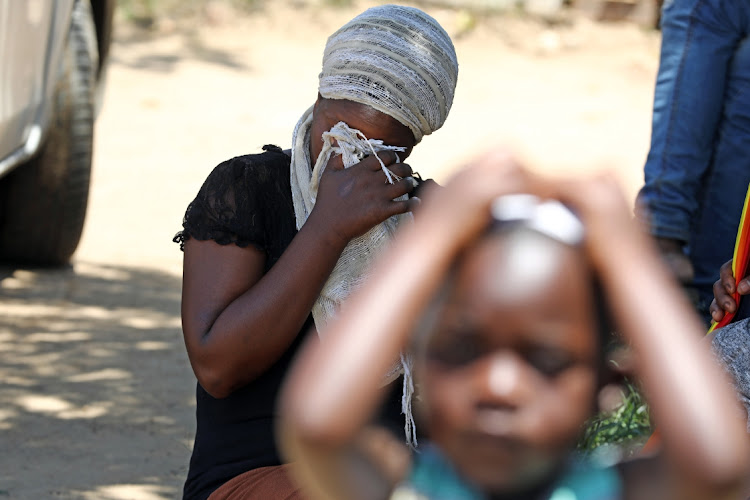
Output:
[318, 4, 458, 143]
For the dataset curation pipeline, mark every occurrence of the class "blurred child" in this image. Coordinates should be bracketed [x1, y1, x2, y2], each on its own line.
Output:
[279, 152, 750, 500]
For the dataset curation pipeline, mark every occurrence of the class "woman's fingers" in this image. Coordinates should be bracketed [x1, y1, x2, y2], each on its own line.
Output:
[386, 162, 413, 179]
[719, 260, 736, 295]
[710, 298, 727, 323]
[324, 153, 345, 171]
[722, 258, 750, 297]
[384, 176, 417, 200]
[713, 278, 737, 315]
[359, 150, 398, 171]
[383, 197, 421, 219]
[710, 260, 741, 317]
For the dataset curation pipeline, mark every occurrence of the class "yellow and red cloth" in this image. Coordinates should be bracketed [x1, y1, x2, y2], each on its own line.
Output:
[708, 185, 750, 331]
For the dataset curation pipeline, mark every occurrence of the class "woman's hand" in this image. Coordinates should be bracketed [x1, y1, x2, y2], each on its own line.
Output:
[709, 259, 750, 322]
[308, 151, 419, 247]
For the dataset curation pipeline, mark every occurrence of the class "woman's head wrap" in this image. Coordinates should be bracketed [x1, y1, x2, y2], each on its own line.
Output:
[318, 4, 459, 143]
[290, 5, 458, 449]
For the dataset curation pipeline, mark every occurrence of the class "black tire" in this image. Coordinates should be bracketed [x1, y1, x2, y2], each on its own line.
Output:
[0, 1, 96, 266]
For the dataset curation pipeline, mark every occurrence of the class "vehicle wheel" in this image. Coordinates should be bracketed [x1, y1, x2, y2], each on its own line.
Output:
[0, 1, 97, 266]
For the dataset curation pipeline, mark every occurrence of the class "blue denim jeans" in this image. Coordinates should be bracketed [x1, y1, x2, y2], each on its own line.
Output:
[637, 0, 750, 318]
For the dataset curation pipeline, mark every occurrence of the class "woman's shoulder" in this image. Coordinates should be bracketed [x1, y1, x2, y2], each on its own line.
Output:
[209, 144, 291, 184]
[175, 145, 293, 250]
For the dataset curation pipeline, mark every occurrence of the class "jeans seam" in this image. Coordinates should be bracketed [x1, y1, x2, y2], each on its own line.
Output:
[653, 0, 706, 239]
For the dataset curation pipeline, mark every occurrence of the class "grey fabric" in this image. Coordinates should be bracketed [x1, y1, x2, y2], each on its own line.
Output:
[711, 317, 750, 431]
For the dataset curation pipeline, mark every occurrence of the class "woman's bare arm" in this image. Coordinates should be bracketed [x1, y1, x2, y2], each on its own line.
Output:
[181, 152, 418, 398]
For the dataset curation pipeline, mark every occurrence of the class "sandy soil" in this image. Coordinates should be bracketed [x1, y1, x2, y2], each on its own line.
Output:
[0, 2, 661, 498]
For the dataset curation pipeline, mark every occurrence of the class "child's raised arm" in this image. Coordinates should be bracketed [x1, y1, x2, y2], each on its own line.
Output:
[555, 175, 750, 500]
[277, 151, 531, 500]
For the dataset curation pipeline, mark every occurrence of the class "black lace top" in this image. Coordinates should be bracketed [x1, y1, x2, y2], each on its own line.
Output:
[174, 145, 298, 270]
[175, 146, 312, 500]
[174, 145, 404, 499]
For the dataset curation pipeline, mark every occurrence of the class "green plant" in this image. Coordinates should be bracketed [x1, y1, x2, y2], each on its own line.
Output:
[578, 379, 652, 456]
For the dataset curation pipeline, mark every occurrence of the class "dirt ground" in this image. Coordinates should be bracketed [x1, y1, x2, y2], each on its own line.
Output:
[0, 1, 661, 498]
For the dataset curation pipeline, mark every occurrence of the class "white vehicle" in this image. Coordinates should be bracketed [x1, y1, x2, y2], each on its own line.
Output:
[0, 0, 114, 264]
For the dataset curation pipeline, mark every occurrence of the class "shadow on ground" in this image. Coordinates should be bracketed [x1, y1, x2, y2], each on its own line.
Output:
[0, 262, 195, 499]
[110, 28, 251, 73]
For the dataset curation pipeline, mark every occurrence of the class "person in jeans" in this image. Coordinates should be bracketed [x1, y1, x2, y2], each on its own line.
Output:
[636, 0, 750, 323]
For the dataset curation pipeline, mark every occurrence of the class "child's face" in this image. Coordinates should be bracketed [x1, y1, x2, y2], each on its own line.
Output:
[417, 230, 600, 495]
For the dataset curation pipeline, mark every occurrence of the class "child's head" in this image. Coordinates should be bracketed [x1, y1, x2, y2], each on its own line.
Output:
[414, 198, 603, 495]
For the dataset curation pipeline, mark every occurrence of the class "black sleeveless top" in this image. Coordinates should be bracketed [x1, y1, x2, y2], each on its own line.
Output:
[174, 145, 404, 499]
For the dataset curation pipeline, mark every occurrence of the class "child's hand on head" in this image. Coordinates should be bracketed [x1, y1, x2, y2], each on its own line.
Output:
[416, 149, 537, 249]
[546, 174, 643, 269]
